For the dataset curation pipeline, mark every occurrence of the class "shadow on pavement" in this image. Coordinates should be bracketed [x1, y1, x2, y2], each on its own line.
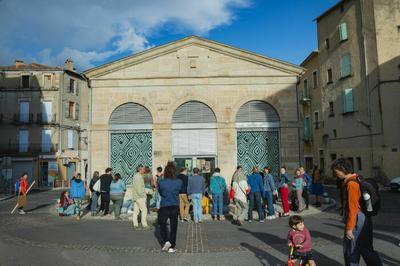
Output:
[238, 227, 342, 265]
[25, 203, 54, 212]
[240, 242, 284, 266]
[315, 223, 400, 266]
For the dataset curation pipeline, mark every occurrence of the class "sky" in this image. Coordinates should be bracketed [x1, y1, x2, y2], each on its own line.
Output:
[0, 0, 340, 71]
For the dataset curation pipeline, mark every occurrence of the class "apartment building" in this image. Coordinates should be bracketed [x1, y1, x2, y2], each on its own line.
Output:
[0, 59, 89, 192]
[300, 0, 400, 181]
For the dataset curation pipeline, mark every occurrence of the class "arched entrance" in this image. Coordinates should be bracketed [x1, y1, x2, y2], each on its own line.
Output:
[236, 100, 280, 176]
[172, 101, 217, 177]
[109, 102, 153, 183]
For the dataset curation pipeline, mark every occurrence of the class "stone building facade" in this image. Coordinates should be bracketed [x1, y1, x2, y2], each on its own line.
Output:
[0, 60, 89, 191]
[84, 36, 304, 183]
[300, 0, 400, 181]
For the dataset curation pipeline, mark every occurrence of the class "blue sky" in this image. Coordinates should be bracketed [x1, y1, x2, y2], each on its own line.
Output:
[0, 0, 339, 71]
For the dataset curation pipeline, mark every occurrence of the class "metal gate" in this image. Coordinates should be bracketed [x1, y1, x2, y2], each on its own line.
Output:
[237, 130, 279, 176]
[110, 132, 152, 183]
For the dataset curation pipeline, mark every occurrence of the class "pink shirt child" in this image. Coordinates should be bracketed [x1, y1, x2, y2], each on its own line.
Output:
[287, 226, 312, 253]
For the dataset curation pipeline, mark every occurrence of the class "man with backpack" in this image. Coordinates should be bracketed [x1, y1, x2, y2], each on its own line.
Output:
[331, 158, 382, 266]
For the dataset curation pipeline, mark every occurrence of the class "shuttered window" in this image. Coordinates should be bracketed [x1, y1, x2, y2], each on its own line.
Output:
[41, 129, 51, 152]
[236, 100, 279, 128]
[19, 129, 29, 152]
[42, 101, 52, 122]
[340, 53, 351, 77]
[339, 23, 348, 41]
[19, 101, 29, 122]
[172, 101, 216, 124]
[304, 117, 312, 141]
[110, 102, 153, 125]
[172, 101, 217, 156]
[343, 88, 354, 113]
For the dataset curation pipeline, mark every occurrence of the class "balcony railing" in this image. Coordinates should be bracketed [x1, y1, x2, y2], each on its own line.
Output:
[0, 143, 58, 155]
[36, 113, 57, 124]
[13, 113, 34, 124]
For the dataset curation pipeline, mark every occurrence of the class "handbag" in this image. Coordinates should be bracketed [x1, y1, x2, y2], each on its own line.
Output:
[93, 179, 101, 192]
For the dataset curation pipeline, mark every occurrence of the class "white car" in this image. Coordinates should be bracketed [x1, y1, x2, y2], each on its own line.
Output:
[390, 177, 400, 191]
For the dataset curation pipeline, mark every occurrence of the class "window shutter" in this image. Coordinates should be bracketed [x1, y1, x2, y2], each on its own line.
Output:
[68, 129, 74, 149]
[304, 117, 312, 141]
[75, 103, 79, 120]
[343, 88, 354, 113]
[236, 100, 279, 123]
[172, 101, 216, 124]
[65, 102, 69, 118]
[75, 81, 79, 95]
[42, 101, 52, 122]
[340, 54, 351, 77]
[339, 23, 348, 41]
[41, 129, 51, 152]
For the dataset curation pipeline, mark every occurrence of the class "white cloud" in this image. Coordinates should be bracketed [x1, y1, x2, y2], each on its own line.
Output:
[0, 0, 250, 71]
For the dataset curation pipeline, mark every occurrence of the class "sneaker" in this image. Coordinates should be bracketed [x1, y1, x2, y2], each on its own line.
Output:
[168, 248, 176, 253]
[162, 241, 171, 252]
[183, 217, 189, 222]
[18, 209, 25, 215]
[219, 216, 225, 221]
[248, 219, 253, 223]
[259, 219, 265, 223]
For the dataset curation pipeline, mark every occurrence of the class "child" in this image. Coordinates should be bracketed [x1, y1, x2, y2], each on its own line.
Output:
[58, 190, 78, 216]
[287, 215, 316, 266]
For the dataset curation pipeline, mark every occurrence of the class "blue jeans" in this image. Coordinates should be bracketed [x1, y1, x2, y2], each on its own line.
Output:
[91, 193, 98, 213]
[154, 190, 161, 209]
[73, 198, 83, 216]
[343, 212, 382, 266]
[191, 193, 203, 222]
[264, 191, 275, 216]
[248, 192, 264, 221]
[212, 193, 224, 216]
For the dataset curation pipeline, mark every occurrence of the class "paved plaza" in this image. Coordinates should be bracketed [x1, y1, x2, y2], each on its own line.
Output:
[0, 189, 399, 266]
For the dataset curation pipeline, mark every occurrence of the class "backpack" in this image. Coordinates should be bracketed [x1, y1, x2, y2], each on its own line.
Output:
[15, 180, 20, 195]
[348, 176, 381, 216]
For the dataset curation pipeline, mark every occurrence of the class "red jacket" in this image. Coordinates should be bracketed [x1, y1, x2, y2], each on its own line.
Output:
[19, 178, 28, 194]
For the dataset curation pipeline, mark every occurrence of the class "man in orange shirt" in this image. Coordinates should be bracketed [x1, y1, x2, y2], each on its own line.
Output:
[17, 173, 29, 214]
[332, 159, 382, 266]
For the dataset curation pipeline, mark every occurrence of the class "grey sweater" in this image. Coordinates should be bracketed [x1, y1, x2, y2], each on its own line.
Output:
[187, 174, 205, 195]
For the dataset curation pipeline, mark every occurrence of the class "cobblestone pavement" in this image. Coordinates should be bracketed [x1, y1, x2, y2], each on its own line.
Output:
[0, 189, 399, 265]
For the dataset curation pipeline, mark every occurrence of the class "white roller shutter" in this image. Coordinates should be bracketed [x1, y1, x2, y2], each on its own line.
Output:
[172, 129, 217, 156]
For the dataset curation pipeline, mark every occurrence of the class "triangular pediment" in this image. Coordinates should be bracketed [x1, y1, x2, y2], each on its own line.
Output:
[83, 36, 304, 79]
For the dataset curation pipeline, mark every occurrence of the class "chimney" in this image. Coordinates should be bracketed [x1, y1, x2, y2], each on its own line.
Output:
[15, 59, 24, 68]
[65, 58, 74, 71]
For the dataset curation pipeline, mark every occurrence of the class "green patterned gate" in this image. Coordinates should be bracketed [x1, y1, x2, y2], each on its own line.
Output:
[110, 132, 152, 183]
[237, 130, 280, 176]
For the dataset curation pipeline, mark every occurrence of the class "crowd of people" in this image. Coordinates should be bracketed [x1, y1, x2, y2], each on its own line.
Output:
[14, 156, 383, 264]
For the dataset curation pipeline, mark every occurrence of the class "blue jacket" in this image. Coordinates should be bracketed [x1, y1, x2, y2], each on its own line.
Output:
[278, 173, 291, 188]
[210, 174, 226, 195]
[110, 179, 126, 195]
[158, 178, 182, 207]
[247, 173, 265, 194]
[70, 178, 85, 199]
[187, 174, 205, 195]
[303, 173, 312, 188]
[264, 174, 276, 192]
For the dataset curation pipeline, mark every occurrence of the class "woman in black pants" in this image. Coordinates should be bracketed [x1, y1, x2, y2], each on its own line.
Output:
[157, 162, 183, 253]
